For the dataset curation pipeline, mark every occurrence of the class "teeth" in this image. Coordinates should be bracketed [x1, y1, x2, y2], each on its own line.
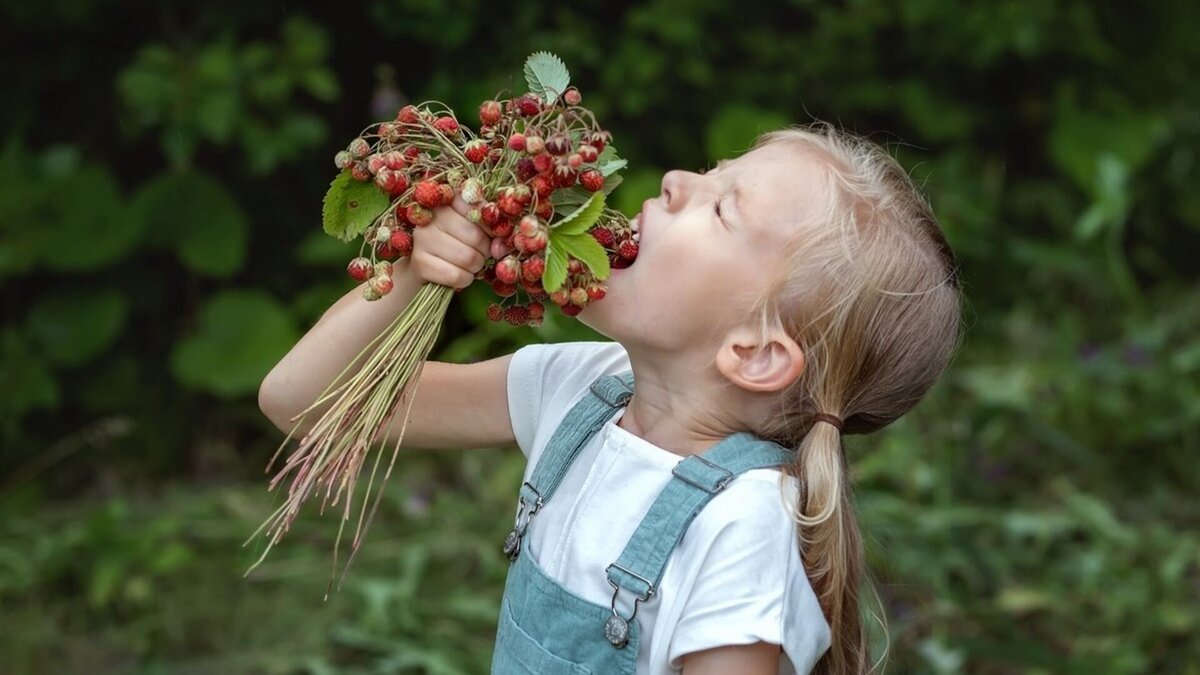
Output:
[630, 213, 640, 232]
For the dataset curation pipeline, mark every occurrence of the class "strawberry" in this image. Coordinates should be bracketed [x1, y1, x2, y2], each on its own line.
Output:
[413, 180, 443, 208]
[579, 169, 604, 192]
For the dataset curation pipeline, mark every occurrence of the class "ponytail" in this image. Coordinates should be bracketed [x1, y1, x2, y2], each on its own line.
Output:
[784, 420, 875, 675]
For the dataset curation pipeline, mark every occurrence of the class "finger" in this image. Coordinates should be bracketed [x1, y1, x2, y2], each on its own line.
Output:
[442, 210, 492, 257]
[424, 226, 486, 271]
[418, 253, 475, 290]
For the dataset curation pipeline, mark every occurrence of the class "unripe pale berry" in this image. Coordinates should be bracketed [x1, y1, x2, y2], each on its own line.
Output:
[525, 135, 545, 155]
[348, 138, 371, 159]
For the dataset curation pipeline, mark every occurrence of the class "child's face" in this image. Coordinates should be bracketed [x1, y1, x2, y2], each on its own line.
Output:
[580, 142, 828, 355]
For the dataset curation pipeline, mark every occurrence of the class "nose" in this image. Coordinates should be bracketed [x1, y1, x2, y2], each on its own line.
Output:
[660, 169, 699, 213]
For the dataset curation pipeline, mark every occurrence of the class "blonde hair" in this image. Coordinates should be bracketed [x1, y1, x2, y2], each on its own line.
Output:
[744, 122, 964, 675]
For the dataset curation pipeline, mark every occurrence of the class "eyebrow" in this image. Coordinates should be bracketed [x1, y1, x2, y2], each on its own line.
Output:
[713, 159, 743, 230]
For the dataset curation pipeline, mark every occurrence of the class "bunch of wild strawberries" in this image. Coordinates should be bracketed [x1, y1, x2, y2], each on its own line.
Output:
[334, 87, 638, 327]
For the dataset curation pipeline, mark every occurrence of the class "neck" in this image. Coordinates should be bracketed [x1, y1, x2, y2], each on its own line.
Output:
[615, 343, 756, 457]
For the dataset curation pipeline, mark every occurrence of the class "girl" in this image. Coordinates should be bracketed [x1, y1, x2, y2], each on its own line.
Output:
[259, 121, 963, 675]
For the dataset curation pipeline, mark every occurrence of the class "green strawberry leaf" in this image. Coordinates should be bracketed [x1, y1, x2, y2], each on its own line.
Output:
[597, 144, 627, 176]
[556, 232, 610, 281]
[543, 239, 569, 293]
[551, 191, 605, 236]
[322, 169, 390, 242]
[599, 172, 624, 196]
[523, 51, 571, 106]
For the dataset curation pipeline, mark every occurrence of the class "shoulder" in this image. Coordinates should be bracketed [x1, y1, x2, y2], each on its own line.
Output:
[515, 339, 628, 372]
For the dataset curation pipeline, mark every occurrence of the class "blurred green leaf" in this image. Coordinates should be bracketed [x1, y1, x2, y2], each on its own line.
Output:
[705, 105, 790, 162]
[24, 289, 128, 367]
[170, 290, 299, 397]
[129, 171, 248, 277]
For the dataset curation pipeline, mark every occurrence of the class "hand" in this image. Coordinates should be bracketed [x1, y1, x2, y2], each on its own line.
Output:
[409, 190, 494, 290]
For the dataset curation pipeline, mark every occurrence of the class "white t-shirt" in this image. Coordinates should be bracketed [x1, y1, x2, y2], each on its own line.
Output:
[505, 340, 832, 675]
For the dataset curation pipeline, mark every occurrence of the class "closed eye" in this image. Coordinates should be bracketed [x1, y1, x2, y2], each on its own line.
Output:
[714, 197, 729, 230]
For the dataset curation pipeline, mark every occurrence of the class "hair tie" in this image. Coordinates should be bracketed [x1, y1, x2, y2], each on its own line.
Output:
[812, 412, 844, 432]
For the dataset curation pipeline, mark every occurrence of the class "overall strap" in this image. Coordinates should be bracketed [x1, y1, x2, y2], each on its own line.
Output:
[605, 429, 796, 602]
[519, 371, 636, 511]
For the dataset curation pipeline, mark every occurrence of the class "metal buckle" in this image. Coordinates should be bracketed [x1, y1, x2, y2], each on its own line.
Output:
[503, 483, 545, 562]
[603, 563, 654, 649]
[590, 378, 632, 407]
[671, 455, 734, 493]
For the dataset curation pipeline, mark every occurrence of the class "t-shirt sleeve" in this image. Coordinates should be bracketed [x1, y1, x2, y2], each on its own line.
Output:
[667, 479, 832, 674]
[505, 340, 630, 461]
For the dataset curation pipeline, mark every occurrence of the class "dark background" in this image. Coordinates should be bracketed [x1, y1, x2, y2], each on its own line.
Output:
[1, 1, 1198, 673]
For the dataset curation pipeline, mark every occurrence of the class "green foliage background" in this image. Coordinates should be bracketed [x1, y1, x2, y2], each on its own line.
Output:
[1, 1, 1197, 673]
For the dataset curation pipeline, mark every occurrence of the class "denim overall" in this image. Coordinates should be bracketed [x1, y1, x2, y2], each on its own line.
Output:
[491, 371, 796, 674]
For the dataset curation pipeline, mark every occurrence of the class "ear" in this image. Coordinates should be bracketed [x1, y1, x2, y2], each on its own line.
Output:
[715, 327, 806, 393]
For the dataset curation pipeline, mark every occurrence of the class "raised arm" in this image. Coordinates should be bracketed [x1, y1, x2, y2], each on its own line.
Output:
[258, 191, 517, 451]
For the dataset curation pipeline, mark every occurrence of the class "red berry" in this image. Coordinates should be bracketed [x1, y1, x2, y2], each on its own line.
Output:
[383, 151, 406, 170]
[486, 303, 503, 322]
[617, 239, 639, 260]
[516, 95, 541, 117]
[347, 257, 372, 282]
[402, 145, 421, 161]
[579, 169, 604, 192]
[518, 216, 541, 238]
[531, 174, 554, 199]
[439, 183, 455, 206]
[567, 259, 583, 274]
[568, 153, 583, 169]
[587, 284, 606, 301]
[579, 144, 598, 163]
[490, 279, 518, 297]
[563, 87, 582, 106]
[561, 303, 582, 317]
[515, 157, 537, 181]
[534, 200, 554, 220]
[464, 139, 489, 164]
[396, 105, 421, 125]
[481, 202, 502, 226]
[526, 230, 548, 253]
[389, 229, 413, 256]
[549, 289, 570, 306]
[375, 241, 400, 261]
[413, 180, 443, 208]
[375, 169, 407, 195]
[350, 162, 371, 182]
[508, 133, 526, 152]
[503, 304, 530, 326]
[498, 191, 524, 216]
[493, 219, 515, 238]
[479, 100, 502, 126]
[512, 184, 532, 205]
[546, 132, 571, 155]
[495, 256, 521, 284]
[528, 302, 545, 319]
[433, 115, 460, 135]
[587, 129, 611, 153]
[406, 203, 434, 227]
[522, 256, 545, 282]
[532, 152, 554, 174]
[590, 227, 615, 247]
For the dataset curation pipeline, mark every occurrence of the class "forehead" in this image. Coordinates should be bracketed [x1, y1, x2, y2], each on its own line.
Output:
[720, 142, 828, 237]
